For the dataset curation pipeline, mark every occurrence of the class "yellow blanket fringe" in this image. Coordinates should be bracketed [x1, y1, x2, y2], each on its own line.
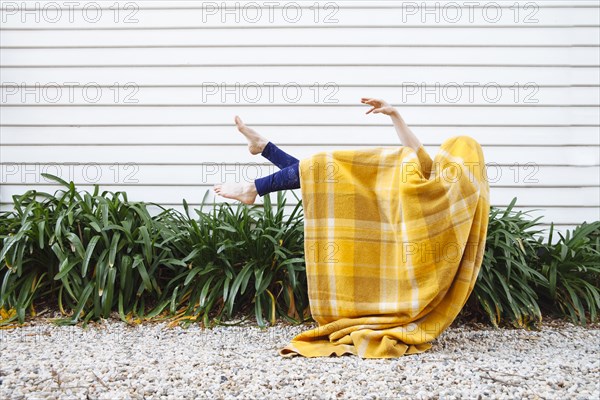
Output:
[278, 135, 490, 358]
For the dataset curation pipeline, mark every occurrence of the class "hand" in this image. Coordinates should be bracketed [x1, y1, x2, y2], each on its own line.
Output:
[361, 98, 398, 117]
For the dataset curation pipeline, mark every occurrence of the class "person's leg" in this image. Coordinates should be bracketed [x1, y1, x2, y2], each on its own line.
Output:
[232, 114, 299, 169]
[255, 162, 300, 196]
[213, 162, 300, 204]
[213, 115, 301, 204]
[260, 141, 300, 170]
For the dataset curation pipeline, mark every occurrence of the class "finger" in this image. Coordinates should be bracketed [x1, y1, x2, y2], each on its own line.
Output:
[366, 107, 376, 114]
[363, 101, 377, 109]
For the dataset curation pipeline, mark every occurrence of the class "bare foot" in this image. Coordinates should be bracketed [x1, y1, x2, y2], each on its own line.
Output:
[213, 182, 258, 204]
[234, 115, 268, 155]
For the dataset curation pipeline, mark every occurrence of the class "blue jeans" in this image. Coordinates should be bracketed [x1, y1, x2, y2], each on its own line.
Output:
[254, 141, 300, 196]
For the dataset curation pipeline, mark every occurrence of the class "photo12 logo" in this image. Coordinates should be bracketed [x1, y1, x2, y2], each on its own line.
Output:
[1, 1, 140, 24]
[200, 82, 340, 104]
[399, 82, 539, 104]
[1, 162, 140, 185]
[399, 1, 540, 24]
[199, 1, 340, 24]
[2, 82, 140, 104]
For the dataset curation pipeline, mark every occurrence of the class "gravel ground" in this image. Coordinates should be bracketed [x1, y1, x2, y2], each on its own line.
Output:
[0, 314, 598, 400]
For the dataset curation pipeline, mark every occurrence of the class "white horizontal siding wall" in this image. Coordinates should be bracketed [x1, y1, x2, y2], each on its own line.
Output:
[1, 0, 599, 241]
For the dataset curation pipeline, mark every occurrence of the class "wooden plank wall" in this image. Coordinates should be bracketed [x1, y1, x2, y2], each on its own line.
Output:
[1, 1, 599, 241]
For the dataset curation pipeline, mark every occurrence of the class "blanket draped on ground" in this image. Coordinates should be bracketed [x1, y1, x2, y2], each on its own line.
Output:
[278, 135, 490, 359]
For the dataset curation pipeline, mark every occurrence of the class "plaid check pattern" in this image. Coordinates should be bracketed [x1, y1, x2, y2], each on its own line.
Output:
[279, 135, 490, 358]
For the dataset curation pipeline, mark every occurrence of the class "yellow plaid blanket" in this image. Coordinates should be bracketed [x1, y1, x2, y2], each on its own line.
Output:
[278, 135, 490, 358]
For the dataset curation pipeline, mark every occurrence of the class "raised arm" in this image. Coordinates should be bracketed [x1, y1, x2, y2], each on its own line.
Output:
[360, 98, 422, 152]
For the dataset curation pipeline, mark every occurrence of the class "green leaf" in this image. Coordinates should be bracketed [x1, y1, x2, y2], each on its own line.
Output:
[170, 286, 180, 314]
[69, 281, 95, 323]
[184, 266, 203, 286]
[102, 266, 117, 317]
[139, 226, 152, 264]
[82, 236, 101, 277]
[133, 255, 152, 291]
[37, 220, 46, 250]
[66, 232, 86, 259]
[199, 275, 217, 307]
[226, 261, 254, 314]
[108, 232, 121, 268]
[54, 258, 79, 280]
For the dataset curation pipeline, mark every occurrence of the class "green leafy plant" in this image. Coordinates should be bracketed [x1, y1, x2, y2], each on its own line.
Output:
[535, 221, 600, 324]
[146, 189, 309, 329]
[0, 173, 182, 326]
[1, 174, 309, 329]
[468, 197, 548, 328]
[2, 176, 599, 331]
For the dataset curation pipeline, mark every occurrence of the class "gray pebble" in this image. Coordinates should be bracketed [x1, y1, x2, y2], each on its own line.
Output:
[0, 317, 598, 399]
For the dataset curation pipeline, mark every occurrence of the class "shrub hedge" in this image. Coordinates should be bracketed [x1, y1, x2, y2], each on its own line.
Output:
[1, 175, 598, 329]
